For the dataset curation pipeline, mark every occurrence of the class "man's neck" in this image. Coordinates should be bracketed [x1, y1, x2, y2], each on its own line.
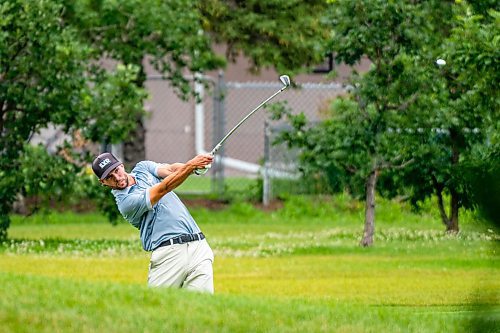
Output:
[127, 174, 136, 186]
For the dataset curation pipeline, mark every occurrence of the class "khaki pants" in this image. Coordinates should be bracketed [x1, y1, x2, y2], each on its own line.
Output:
[148, 238, 214, 293]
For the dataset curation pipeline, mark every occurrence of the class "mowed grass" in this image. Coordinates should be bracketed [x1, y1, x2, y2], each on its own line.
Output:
[175, 175, 257, 194]
[1, 195, 499, 332]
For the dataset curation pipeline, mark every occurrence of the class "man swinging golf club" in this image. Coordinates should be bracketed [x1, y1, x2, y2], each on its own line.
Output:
[92, 152, 215, 293]
[91, 74, 290, 292]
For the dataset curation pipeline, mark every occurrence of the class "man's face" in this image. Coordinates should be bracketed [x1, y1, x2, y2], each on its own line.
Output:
[99, 164, 128, 189]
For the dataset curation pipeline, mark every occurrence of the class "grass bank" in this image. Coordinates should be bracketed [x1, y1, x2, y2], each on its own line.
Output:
[1, 195, 499, 332]
[1, 272, 498, 333]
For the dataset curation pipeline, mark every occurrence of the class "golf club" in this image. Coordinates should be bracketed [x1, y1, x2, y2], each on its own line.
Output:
[195, 74, 291, 175]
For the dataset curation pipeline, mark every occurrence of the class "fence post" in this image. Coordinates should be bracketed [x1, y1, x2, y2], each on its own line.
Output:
[263, 120, 271, 206]
[212, 71, 226, 197]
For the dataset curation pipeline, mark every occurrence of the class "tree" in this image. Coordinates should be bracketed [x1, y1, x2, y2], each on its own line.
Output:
[61, 0, 226, 166]
[273, 1, 499, 244]
[383, 5, 499, 232]
[432, 5, 499, 231]
[462, 139, 500, 226]
[0, 0, 147, 240]
[272, 77, 416, 248]
[270, 1, 498, 241]
[319, 1, 438, 246]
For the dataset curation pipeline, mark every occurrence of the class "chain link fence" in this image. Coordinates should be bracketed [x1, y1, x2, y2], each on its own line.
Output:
[144, 73, 346, 202]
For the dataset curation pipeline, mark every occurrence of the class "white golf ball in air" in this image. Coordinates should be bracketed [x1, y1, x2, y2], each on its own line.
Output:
[436, 59, 446, 66]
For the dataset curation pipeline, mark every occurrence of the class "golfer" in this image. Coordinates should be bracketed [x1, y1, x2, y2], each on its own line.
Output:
[92, 152, 215, 293]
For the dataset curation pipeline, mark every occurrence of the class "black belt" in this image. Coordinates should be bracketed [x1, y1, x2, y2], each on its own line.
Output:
[158, 232, 205, 247]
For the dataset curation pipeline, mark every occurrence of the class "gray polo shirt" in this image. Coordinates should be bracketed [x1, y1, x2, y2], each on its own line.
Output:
[112, 161, 201, 251]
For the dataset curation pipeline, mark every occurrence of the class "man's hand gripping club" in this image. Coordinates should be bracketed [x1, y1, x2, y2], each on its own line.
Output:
[191, 153, 214, 176]
[193, 145, 221, 175]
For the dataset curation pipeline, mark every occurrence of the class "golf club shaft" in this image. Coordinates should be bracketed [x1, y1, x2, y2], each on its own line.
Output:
[194, 75, 290, 175]
[210, 85, 288, 156]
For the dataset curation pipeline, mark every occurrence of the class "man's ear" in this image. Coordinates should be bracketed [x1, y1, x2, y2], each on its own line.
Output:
[99, 179, 107, 187]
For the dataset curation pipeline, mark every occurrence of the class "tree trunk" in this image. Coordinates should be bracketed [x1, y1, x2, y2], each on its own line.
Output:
[123, 116, 146, 169]
[0, 199, 12, 241]
[432, 179, 460, 233]
[432, 175, 451, 228]
[0, 213, 9, 241]
[431, 173, 461, 232]
[447, 135, 460, 233]
[360, 169, 379, 247]
[447, 189, 459, 233]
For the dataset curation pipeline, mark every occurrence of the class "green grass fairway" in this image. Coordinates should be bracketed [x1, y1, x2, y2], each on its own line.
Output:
[1, 196, 499, 332]
[2, 272, 497, 333]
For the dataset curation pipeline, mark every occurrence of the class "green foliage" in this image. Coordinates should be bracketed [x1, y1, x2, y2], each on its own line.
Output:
[18, 145, 80, 208]
[271, 82, 415, 202]
[0, 0, 333, 239]
[443, 7, 499, 114]
[81, 64, 149, 142]
[466, 0, 500, 18]
[0, 0, 147, 238]
[13, 145, 121, 223]
[64, 0, 226, 92]
[298, 1, 438, 202]
[273, 1, 498, 233]
[199, 0, 329, 75]
[384, 5, 499, 224]
[327, 1, 427, 65]
[272, 109, 348, 195]
[460, 142, 500, 226]
[78, 171, 122, 224]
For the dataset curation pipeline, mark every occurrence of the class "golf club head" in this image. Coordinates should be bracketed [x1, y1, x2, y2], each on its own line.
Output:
[279, 75, 290, 88]
[194, 163, 211, 175]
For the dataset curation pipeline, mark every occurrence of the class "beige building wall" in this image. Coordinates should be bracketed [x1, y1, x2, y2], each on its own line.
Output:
[144, 79, 196, 164]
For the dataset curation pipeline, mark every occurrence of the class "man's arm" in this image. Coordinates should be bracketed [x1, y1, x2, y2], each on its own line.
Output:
[156, 163, 185, 178]
[149, 154, 213, 206]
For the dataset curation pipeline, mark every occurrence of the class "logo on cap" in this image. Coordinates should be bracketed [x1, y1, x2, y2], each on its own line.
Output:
[99, 158, 111, 169]
[92, 152, 122, 180]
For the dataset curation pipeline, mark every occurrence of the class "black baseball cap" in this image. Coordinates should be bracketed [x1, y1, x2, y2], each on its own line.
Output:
[92, 152, 122, 180]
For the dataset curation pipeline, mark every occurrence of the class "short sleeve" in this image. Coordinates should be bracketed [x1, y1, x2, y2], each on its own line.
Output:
[116, 189, 153, 227]
[134, 161, 160, 178]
